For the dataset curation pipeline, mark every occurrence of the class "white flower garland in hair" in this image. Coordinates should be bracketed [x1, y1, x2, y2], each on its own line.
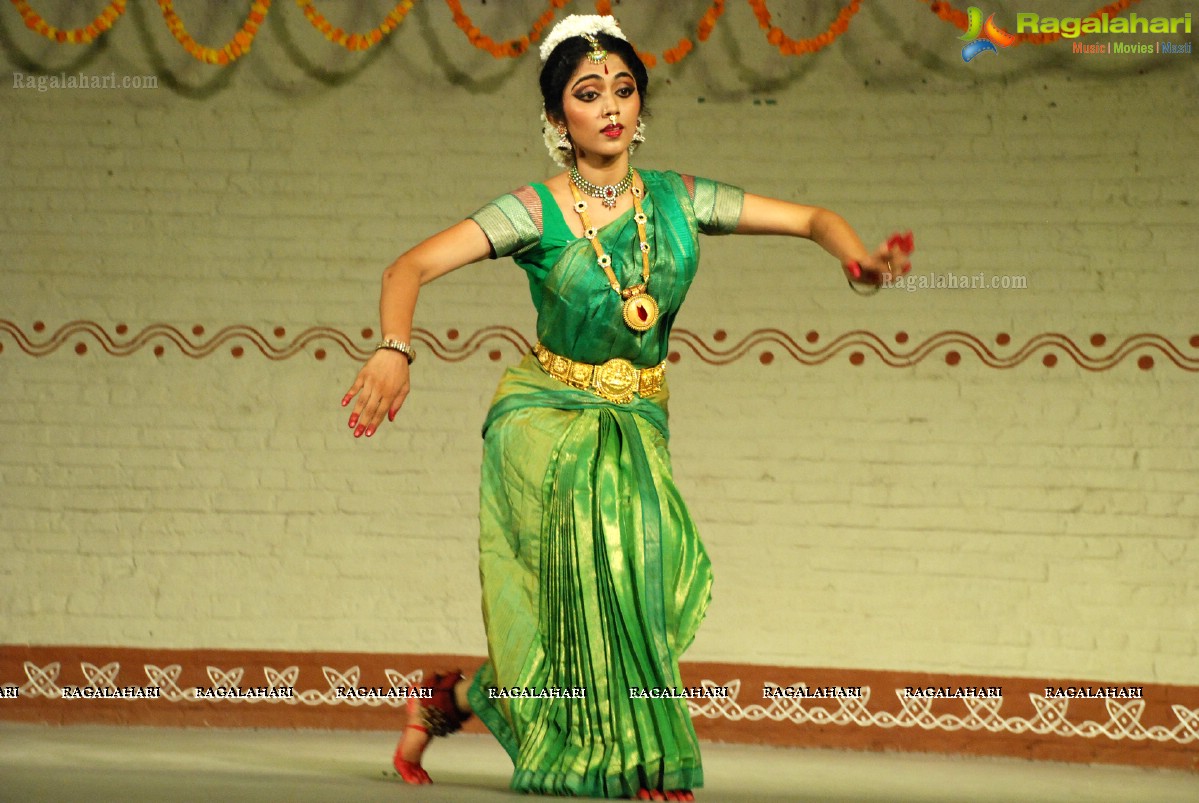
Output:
[541, 108, 573, 168]
[538, 14, 626, 62]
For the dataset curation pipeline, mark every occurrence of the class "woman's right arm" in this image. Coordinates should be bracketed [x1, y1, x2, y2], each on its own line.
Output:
[342, 218, 494, 438]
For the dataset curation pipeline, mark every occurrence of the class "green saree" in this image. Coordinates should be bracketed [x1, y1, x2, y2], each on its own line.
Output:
[465, 170, 743, 797]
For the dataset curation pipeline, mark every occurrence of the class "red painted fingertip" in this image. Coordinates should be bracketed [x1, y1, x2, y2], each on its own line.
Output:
[365, 428, 375, 438]
[388, 409, 396, 422]
[354, 425, 365, 438]
[341, 395, 351, 407]
[848, 262, 862, 279]
[348, 414, 359, 428]
[888, 232, 915, 254]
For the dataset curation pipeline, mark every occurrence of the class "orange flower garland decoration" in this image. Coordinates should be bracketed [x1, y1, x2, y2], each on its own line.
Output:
[295, 0, 414, 51]
[157, 0, 270, 65]
[925, 0, 1144, 45]
[592, 0, 726, 67]
[10, 0, 128, 44]
[445, 0, 569, 59]
[5, 0, 1160, 62]
[749, 0, 862, 56]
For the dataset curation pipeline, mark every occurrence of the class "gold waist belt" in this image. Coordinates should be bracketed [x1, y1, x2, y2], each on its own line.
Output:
[533, 343, 665, 405]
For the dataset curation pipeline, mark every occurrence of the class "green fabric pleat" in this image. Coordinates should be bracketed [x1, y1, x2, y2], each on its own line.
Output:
[469, 356, 712, 797]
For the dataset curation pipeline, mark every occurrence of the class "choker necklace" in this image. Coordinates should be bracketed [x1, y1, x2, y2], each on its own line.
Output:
[568, 170, 658, 332]
[569, 165, 634, 209]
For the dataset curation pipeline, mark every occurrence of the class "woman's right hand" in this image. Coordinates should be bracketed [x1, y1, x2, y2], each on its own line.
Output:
[341, 349, 412, 438]
[338, 219, 492, 438]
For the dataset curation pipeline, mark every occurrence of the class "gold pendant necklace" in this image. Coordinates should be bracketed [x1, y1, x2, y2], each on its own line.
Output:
[569, 171, 658, 332]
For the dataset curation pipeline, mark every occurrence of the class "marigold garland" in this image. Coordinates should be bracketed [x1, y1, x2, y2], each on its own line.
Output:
[9, 0, 127, 44]
[588, 0, 726, 68]
[748, 0, 862, 56]
[5, 0, 1158, 64]
[156, 0, 270, 65]
[296, 0, 414, 51]
[445, 0, 569, 59]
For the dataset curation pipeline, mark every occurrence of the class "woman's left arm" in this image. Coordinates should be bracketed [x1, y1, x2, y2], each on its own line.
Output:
[734, 193, 912, 285]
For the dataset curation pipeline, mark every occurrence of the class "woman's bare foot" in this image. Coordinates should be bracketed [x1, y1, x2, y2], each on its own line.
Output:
[392, 694, 432, 784]
[392, 674, 472, 785]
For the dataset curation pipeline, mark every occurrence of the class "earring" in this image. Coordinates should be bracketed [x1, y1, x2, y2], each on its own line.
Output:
[542, 108, 572, 166]
[629, 117, 646, 156]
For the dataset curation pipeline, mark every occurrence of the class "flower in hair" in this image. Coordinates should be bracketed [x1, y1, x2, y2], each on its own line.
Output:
[538, 14, 626, 62]
[540, 108, 573, 167]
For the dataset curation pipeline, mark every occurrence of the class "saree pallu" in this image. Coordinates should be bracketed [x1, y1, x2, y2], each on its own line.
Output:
[467, 355, 711, 797]
[464, 170, 744, 797]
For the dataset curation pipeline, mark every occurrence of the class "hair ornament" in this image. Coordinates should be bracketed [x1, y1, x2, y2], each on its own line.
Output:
[538, 15, 626, 63]
[582, 33, 607, 67]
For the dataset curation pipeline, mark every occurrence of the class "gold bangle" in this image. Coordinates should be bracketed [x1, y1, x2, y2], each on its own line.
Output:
[375, 339, 415, 364]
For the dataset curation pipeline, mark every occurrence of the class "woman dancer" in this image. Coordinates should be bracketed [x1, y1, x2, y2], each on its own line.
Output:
[342, 15, 912, 801]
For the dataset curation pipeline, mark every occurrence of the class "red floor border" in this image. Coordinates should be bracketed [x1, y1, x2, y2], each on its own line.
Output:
[1, 645, 1194, 772]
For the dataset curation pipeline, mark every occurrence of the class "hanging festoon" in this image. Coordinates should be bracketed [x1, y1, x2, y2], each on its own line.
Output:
[6, 0, 1150, 65]
[10, 0, 128, 44]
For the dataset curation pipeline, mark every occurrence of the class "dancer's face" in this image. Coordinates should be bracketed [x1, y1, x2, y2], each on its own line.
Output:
[558, 53, 640, 162]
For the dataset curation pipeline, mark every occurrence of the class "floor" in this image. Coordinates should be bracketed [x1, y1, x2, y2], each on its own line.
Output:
[0, 723, 1195, 802]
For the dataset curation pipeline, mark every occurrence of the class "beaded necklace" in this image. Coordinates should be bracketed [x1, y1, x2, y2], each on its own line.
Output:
[568, 169, 658, 332]
[569, 164, 633, 209]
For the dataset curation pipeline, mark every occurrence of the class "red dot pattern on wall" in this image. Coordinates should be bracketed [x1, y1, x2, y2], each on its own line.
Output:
[0, 322, 1196, 371]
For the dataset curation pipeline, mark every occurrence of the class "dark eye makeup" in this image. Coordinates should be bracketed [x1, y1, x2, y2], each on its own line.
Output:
[572, 84, 636, 103]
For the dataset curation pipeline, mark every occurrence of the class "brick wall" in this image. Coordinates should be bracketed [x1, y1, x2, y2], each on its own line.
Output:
[2, 1, 1196, 691]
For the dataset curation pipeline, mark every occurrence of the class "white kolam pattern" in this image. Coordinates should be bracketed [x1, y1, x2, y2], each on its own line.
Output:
[14, 663, 1199, 744]
[21, 661, 424, 708]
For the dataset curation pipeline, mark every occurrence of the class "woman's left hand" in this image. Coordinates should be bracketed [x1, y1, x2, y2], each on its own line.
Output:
[844, 230, 914, 285]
